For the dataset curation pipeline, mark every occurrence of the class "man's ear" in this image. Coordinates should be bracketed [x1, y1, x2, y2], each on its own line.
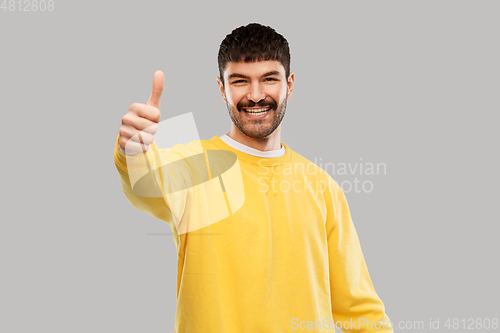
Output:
[287, 72, 295, 99]
[216, 77, 227, 103]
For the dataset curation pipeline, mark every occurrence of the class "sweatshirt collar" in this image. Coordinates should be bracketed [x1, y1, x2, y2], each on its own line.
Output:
[210, 135, 293, 166]
[219, 134, 286, 158]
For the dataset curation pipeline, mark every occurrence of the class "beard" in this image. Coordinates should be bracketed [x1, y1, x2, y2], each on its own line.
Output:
[225, 95, 287, 139]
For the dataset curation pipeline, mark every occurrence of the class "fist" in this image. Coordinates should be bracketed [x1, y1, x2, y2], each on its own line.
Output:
[118, 70, 164, 155]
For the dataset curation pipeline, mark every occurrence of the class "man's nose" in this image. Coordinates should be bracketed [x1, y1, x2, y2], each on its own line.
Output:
[246, 83, 266, 103]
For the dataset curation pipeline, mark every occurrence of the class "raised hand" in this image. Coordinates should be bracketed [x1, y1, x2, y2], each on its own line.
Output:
[118, 70, 164, 155]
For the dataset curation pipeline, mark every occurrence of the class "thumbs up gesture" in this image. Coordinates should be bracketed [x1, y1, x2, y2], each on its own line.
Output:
[118, 71, 164, 155]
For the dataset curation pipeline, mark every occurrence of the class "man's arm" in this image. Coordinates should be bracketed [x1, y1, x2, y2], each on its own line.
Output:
[114, 70, 185, 246]
[326, 182, 393, 332]
[114, 134, 178, 233]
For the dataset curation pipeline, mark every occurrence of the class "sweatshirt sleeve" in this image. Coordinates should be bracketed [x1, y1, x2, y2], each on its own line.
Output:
[113, 134, 180, 243]
[326, 181, 393, 332]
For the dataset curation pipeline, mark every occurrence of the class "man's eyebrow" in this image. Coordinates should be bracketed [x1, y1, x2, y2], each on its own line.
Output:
[227, 70, 282, 80]
[261, 70, 281, 77]
[228, 73, 250, 80]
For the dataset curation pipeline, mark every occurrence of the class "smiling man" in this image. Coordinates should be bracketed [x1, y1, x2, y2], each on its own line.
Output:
[218, 60, 291, 150]
[114, 23, 393, 332]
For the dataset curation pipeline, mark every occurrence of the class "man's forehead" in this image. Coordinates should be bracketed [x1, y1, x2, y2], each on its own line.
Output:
[224, 60, 285, 78]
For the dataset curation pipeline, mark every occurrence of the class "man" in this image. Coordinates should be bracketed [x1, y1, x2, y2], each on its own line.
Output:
[114, 23, 393, 332]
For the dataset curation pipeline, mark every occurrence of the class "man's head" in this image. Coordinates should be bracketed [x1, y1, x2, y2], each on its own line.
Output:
[217, 23, 294, 139]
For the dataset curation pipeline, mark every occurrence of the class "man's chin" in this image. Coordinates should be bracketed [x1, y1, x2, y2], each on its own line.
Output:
[238, 125, 276, 139]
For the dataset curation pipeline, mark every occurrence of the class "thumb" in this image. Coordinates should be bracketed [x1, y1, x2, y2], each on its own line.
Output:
[147, 70, 164, 109]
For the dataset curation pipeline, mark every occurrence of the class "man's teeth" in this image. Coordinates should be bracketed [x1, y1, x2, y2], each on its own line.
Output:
[244, 107, 271, 114]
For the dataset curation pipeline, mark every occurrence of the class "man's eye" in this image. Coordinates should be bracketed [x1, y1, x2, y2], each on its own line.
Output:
[233, 80, 246, 84]
[265, 78, 277, 81]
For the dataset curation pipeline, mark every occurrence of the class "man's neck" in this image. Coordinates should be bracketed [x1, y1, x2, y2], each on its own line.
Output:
[226, 126, 282, 152]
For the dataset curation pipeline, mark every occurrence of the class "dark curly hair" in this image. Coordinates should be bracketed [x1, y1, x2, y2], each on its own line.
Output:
[218, 23, 291, 86]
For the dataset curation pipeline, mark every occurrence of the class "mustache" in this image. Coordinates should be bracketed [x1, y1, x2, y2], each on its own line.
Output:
[238, 98, 277, 110]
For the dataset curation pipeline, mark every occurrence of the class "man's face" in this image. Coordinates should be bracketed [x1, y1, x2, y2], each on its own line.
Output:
[217, 60, 294, 139]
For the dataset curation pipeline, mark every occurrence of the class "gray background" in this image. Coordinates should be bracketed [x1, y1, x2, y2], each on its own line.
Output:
[1, 0, 499, 332]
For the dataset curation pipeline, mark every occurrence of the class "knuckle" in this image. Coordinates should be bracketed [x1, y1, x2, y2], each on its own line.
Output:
[149, 107, 159, 121]
[123, 114, 141, 128]
[122, 114, 131, 125]
[146, 106, 160, 122]
[118, 126, 128, 138]
[118, 137, 128, 148]
[129, 102, 140, 111]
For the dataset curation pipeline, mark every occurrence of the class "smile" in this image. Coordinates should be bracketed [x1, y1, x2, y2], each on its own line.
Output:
[243, 106, 272, 115]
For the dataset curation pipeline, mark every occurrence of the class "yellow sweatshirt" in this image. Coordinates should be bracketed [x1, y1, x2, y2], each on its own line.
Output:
[114, 134, 393, 333]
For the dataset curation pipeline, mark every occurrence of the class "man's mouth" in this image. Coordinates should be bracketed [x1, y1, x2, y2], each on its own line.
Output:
[243, 106, 272, 115]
